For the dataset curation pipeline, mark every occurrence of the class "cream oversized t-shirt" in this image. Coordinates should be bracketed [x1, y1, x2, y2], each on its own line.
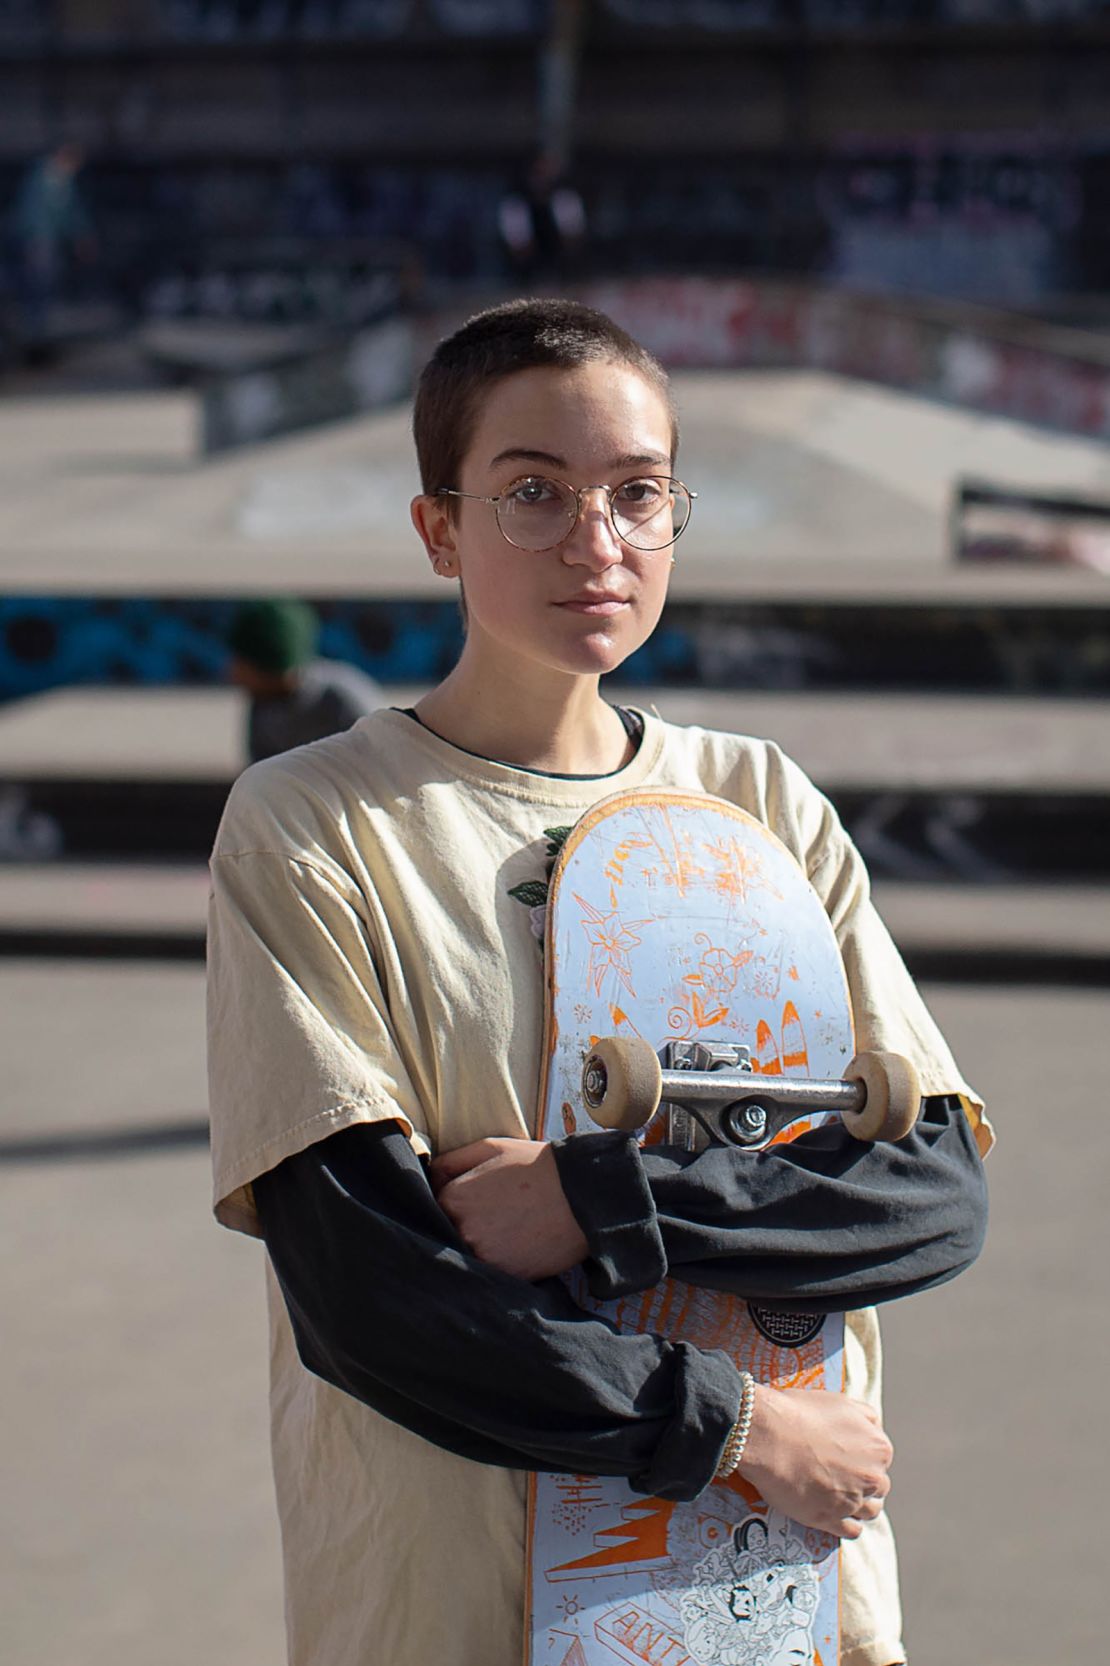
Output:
[208, 708, 990, 1666]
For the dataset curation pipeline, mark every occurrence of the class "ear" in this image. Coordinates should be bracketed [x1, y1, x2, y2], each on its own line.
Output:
[411, 494, 460, 575]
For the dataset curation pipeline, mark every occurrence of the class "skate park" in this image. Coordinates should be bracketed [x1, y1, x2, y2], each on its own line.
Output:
[3, 4, 1110, 1660]
[2, 312, 1108, 1664]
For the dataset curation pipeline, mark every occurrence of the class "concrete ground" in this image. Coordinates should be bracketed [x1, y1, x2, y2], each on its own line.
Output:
[0, 962, 283, 1666]
[1, 965, 1107, 1666]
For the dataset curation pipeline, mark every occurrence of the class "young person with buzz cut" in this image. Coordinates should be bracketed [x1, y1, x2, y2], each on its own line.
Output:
[207, 298, 991, 1666]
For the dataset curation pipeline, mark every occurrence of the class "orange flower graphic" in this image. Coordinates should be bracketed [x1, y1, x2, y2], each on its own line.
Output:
[574, 893, 652, 998]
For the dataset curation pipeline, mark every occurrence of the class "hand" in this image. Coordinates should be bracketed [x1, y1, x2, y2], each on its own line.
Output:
[429, 1137, 589, 1281]
[736, 1387, 893, 1540]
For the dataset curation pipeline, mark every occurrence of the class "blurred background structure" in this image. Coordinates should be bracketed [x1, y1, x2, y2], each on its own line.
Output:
[2, 0, 1110, 352]
[1, 3, 1108, 1663]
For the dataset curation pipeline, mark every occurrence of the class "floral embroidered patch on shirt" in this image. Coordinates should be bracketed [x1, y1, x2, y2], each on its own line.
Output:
[508, 825, 573, 951]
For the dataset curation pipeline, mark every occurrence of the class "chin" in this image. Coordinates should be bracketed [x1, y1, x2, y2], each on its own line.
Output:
[549, 640, 638, 679]
[553, 617, 653, 676]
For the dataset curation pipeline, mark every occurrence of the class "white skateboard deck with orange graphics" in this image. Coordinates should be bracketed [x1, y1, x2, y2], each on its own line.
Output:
[526, 789, 855, 1666]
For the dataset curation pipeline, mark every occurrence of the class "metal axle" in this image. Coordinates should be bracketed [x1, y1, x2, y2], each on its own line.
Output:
[659, 1067, 865, 1113]
[658, 1067, 866, 1148]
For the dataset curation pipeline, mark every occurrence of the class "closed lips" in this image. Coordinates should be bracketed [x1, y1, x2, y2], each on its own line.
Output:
[557, 593, 629, 609]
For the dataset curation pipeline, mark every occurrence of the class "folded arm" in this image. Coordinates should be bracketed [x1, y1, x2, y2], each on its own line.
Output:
[255, 1118, 895, 1534]
[434, 1093, 987, 1308]
[618, 1091, 989, 1310]
[253, 1118, 741, 1502]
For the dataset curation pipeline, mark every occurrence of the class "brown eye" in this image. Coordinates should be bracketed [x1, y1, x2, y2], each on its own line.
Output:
[615, 478, 665, 507]
[507, 476, 560, 506]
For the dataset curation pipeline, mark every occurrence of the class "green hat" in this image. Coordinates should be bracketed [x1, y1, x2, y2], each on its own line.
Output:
[228, 598, 319, 674]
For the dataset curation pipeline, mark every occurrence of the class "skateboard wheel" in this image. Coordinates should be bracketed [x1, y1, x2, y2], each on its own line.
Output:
[581, 1037, 662, 1132]
[842, 1051, 921, 1142]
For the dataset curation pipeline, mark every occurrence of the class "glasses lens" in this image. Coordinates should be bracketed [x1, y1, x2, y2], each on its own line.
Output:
[496, 476, 577, 551]
[614, 478, 691, 550]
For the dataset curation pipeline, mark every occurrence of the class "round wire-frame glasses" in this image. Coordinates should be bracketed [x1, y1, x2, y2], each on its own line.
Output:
[436, 473, 696, 553]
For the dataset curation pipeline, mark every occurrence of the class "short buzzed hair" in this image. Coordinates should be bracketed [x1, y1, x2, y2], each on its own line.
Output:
[413, 298, 678, 499]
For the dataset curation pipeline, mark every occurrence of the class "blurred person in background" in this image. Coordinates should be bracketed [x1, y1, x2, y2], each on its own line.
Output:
[7, 141, 97, 355]
[498, 152, 587, 285]
[228, 597, 384, 764]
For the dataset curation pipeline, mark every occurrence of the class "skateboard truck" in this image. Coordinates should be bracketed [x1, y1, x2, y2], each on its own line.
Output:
[581, 1035, 921, 1147]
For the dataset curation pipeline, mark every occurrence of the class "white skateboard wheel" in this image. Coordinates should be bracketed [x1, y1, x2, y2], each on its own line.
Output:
[842, 1050, 921, 1143]
[581, 1037, 662, 1132]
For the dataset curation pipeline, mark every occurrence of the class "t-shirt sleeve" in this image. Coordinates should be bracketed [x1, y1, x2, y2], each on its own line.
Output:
[208, 826, 430, 1239]
[767, 744, 994, 1158]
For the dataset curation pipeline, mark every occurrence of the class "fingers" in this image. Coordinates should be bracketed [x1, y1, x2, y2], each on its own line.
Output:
[864, 1463, 893, 1504]
[428, 1138, 508, 1189]
[831, 1497, 886, 1538]
[847, 1398, 895, 1467]
[827, 1466, 892, 1537]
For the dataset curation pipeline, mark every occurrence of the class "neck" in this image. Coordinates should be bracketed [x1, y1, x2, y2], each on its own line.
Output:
[415, 643, 632, 776]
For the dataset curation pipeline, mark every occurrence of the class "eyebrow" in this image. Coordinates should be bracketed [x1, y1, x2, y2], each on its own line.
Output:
[488, 447, 672, 472]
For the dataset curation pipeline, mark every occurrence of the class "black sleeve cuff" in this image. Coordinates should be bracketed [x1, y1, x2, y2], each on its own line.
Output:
[636, 1342, 743, 1501]
[552, 1131, 668, 1301]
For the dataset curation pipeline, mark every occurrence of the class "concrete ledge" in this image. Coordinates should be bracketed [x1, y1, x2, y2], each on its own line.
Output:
[4, 365, 1110, 598]
[0, 864, 1105, 947]
[2, 686, 1107, 790]
[0, 867, 1106, 984]
[1, 777, 1107, 877]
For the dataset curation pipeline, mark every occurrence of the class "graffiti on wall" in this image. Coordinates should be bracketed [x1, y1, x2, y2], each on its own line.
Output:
[603, 0, 1110, 22]
[578, 276, 1110, 438]
[3, 594, 1108, 704]
[0, 597, 464, 703]
[819, 140, 1081, 306]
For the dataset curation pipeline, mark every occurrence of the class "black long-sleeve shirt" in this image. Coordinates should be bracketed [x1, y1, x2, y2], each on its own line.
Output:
[254, 1094, 986, 1498]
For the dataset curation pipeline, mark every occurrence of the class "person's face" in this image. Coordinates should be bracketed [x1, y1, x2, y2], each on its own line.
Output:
[228, 656, 296, 698]
[52, 145, 83, 178]
[412, 360, 678, 685]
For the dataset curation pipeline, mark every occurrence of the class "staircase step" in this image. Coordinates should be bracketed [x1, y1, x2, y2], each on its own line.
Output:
[1, 686, 1106, 791]
[0, 865, 1104, 984]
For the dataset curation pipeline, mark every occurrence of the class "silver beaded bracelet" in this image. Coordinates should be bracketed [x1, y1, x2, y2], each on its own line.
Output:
[715, 1371, 757, 1480]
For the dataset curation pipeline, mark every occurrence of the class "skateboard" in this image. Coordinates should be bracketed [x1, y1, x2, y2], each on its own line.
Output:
[525, 788, 918, 1666]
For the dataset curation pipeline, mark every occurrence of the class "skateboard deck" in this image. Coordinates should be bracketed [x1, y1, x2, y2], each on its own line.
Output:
[526, 788, 855, 1666]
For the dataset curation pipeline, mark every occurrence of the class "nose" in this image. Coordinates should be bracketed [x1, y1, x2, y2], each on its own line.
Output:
[561, 486, 624, 569]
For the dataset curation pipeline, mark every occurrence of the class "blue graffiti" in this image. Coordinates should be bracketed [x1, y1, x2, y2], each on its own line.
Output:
[0, 597, 468, 703]
[3, 593, 1106, 702]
